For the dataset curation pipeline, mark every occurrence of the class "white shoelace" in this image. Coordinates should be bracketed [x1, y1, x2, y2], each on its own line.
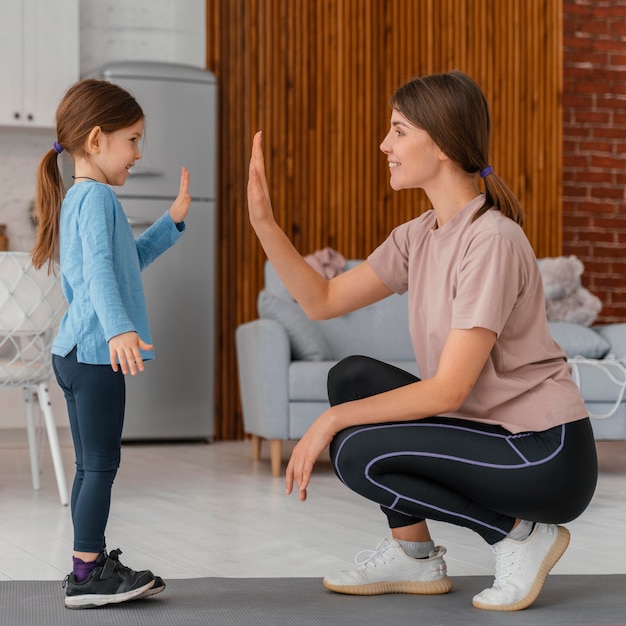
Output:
[354, 539, 393, 567]
[491, 543, 516, 588]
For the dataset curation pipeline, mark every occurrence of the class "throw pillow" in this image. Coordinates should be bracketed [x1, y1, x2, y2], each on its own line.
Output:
[548, 321, 611, 359]
[257, 290, 331, 361]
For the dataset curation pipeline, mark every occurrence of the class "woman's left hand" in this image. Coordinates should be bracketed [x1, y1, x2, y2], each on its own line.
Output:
[285, 412, 337, 502]
[169, 167, 192, 223]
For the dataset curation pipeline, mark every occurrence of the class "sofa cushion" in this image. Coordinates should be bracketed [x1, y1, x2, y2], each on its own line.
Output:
[258, 290, 331, 360]
[289, 359, 420, 401]
[289, 361, 336, 400]
[592, 323, 626, 359]
[548, 321, 611, 359]
[317, 296, 414, 361]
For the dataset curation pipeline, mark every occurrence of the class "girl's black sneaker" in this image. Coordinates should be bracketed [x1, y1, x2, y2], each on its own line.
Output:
[139, 575, 166, 598]
[63, 548, 155, 609]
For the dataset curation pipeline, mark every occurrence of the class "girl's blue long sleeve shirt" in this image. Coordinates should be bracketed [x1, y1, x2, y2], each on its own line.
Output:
[52, 181, 184, 365]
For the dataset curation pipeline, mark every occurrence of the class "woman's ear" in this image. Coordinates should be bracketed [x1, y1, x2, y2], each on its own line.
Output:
[86, 126, 103, 154]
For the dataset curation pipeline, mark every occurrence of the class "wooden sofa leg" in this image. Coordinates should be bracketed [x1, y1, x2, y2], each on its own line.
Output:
[270, 439, 282, 477]
[251, 434, 262, 461]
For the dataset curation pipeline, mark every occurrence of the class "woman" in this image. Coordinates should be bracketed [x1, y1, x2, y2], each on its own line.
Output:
[246, 70, 597, 612]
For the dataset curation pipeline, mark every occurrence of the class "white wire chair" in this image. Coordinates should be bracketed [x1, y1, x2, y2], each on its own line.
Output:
[0, 252, 69, 505]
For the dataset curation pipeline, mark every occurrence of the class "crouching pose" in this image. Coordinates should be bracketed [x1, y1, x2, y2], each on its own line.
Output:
[246, 70, 597, 611]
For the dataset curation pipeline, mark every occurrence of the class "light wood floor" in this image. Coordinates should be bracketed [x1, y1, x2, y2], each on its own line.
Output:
[1, 428, 625, 582]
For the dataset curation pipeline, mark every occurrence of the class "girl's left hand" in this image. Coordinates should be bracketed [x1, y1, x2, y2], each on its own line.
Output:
[169, 167, 192, 223]
[285, 412, 336, 502]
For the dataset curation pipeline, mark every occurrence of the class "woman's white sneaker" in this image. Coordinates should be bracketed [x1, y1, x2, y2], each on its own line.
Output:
[473, 523, 570, 611]
[323, 538, 452, 596]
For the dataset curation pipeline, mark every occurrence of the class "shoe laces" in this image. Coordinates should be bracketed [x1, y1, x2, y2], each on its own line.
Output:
[102, 548, 132, 577]
[354, 539, 395, 568]
[491, 542, 516, 588]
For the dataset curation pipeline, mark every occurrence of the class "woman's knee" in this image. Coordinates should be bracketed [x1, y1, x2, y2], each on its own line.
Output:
[327, 355, 419, 406]
[328, 356, 372, 405]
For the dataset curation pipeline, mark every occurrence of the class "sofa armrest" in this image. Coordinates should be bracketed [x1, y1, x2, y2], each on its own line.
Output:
[593, 323, 626, 360]
[235, 319, 291, 440]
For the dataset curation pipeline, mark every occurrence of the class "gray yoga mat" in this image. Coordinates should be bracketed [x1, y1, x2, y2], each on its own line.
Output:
[1, 575, 624, 626]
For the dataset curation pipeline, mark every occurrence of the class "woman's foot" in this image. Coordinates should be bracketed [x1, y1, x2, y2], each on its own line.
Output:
[473, 523, 570, 611]
[323, 538, 452, 595]
[63, 548, 155, 609]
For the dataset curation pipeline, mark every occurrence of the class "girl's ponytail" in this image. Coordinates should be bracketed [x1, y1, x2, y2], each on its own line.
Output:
[31, 147, 65, 272]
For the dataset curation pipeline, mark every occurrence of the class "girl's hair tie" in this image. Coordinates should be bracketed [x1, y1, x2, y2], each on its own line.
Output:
[479, 165, 493, 179]
[53, 141, 64, 154]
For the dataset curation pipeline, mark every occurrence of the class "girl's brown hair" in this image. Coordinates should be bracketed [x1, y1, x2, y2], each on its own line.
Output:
[32, 79, 144, 271]
[390, 70, 524, 226]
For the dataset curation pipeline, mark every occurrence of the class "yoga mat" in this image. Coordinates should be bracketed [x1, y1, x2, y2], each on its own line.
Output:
[1, 575, 624, 626]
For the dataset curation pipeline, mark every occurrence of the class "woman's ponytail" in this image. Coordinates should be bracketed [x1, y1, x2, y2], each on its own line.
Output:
[475, 170, 525, 227]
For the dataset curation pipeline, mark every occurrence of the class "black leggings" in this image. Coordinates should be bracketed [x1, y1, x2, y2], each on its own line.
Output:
[327, 356, 598, 545]
[53, 348, 125, 553]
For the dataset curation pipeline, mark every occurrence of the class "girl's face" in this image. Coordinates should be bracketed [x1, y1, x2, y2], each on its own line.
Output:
[379, 110, 444, 191]
[93, 119, 144, 186]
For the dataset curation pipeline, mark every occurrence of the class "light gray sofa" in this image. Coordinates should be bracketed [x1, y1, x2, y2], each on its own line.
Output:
[236, 261, 626, 476]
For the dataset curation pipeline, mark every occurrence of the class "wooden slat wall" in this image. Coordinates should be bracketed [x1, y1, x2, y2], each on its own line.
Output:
[206, 0, 563, 440]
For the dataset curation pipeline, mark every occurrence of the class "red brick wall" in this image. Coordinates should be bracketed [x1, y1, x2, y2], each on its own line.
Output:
[562, 0, 626, 323]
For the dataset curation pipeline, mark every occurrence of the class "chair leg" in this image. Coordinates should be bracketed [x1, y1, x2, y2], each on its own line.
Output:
[23, 387, 41, 491]
[269, 439, 282, 477]
[37, 382, 69, 506]
[251, 434, 262, 461]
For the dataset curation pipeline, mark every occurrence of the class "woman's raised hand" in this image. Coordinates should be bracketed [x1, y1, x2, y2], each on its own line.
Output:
[247, 131, 275, 229]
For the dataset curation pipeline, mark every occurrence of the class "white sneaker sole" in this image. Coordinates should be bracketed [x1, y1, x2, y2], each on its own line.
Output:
[64, 579, 155, 609]
[323, 576, 452, 596]
[473, 525, 570, 612]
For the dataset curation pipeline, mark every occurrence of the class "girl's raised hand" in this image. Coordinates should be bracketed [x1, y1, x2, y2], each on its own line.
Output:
[247, 131, 275, 229]
[169, 167, 192, 224]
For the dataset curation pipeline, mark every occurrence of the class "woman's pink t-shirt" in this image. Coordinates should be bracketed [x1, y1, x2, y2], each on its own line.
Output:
[367, 195, 588, 433]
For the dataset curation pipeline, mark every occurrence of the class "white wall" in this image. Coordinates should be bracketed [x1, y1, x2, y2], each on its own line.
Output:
[0, 0, 206, 428]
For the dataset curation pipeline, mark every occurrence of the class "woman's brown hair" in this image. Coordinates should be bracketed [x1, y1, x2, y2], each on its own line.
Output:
[32, 79, 144, 271]
[390, 70, 524, 226]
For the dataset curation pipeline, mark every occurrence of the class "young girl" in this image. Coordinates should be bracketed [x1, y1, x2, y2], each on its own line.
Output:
[32, 78, 191, 609]
[247, 71, 598, 611]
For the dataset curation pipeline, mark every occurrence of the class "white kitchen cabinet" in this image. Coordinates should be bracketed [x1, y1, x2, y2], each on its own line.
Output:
[0, 0, 79, 128]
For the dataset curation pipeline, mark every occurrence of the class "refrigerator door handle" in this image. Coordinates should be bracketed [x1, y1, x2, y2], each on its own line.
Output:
[127, 217, 155, 229]
[129, 166, 166, 178]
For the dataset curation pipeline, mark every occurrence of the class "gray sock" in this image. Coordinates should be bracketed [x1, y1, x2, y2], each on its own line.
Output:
[396, 539, 435, 559]
[507, 519, 533, 541]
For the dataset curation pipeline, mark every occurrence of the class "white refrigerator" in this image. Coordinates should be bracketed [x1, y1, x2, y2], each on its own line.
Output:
[93, 61, 217, 441]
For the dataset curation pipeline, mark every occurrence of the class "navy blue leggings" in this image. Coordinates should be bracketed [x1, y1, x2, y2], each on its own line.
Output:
[53, 348, 125, 553]
[328, 356, 598, 545]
